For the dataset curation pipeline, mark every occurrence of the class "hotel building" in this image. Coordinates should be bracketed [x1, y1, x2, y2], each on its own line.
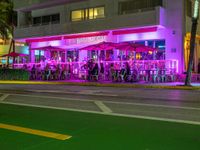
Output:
[13, 0, 200, 73]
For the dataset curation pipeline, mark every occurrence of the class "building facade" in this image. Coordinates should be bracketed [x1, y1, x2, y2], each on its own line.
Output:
[13, 0, 200, 73]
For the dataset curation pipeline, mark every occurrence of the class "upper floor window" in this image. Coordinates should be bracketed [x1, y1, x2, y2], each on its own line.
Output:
[33, 13, 60, 26]
[119, 0, 163, 15]
[71, 6, 105, 22]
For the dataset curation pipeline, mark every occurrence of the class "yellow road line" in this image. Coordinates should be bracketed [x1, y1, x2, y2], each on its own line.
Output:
[0, 123, 71, 140]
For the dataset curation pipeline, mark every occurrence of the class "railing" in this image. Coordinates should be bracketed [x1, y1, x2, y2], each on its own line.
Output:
[14, 59, 178, 73]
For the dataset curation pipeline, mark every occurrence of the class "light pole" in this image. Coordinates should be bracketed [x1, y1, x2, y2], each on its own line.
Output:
[185, 0, 199, 86]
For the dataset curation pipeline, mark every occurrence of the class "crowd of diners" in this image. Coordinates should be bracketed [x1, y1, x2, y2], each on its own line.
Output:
[19, 58, 177, 83]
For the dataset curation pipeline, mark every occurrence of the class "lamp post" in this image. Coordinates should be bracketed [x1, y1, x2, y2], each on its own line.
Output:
[185, 0, 199, 86]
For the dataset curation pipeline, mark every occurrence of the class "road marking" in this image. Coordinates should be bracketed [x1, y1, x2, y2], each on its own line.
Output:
[0, 123, 71, 140]
[94, 101, 112, 113]
[2, 101, 200, 126]
[28, 90, 118, 97]
[0, 94, 9, 102]
[5, 93, 200, 111]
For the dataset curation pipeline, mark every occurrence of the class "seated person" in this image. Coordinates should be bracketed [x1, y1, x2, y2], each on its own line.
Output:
[125, 62, 131, 82]
[31, 65, 36, 80]
[92, 63, 99, 81]
[44, 65, 51, 80]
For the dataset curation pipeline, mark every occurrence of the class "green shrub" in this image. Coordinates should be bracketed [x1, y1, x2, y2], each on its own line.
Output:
[0, 69, 30, 80]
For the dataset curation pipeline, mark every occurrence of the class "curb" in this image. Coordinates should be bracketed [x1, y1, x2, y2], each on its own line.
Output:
[0, 80, 199, 90]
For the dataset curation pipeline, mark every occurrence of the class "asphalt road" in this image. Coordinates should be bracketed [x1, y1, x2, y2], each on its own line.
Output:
[0, 84, 200, 123]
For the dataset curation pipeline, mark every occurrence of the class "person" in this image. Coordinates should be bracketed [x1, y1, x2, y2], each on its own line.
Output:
[55, 64, 61, 80]
[110, 63, 115, 81]
[100, 63, 105, 80]
[44, 64, 50, 80]
[22, 64, 28, 70]
[125, 62, 131, 82]
[87, 59, 94, 81]
[119, 65, 126, 82]
[92, 63, 99, 81]
[31, 65, 36, 80]
[61, 65, 67, 80]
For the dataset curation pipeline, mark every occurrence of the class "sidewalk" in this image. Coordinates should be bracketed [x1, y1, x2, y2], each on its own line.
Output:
[0, 80, 199, 90]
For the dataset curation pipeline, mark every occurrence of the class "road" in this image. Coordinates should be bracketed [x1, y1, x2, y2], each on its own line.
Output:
[0, 84, 200, 124]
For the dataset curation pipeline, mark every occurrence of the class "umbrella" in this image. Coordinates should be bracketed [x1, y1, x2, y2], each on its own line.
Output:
[1, 52, 28, 57]
[31, 46, 66, 51]
[80, 42, 117, 51]
[116, 42, 157, 52]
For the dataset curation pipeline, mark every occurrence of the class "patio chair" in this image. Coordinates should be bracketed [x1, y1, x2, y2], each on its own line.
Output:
[91, 70, 99, 81]
[118, 69, 126, 82]
[44, 70, 51, 80]
[151, 69, 160, 83]
[166, 69, 176, 82]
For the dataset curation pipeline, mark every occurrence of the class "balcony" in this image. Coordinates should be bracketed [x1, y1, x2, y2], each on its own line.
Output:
[14, 7, 166, 39]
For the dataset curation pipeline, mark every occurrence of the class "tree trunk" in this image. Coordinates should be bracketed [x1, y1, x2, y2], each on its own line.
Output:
[7, 39, 13, 67]
[185, 19, 198, 86]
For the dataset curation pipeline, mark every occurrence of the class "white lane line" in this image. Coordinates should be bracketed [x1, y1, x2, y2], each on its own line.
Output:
[4, 93, 200, 111]
[0, 94, 10, 102]
[2, 101, 200, 126]
[94, 101, 112, 113]
[28, 90, 118, 97]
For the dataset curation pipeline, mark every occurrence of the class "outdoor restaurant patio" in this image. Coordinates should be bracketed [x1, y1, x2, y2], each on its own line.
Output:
[3, 41, 182, 83]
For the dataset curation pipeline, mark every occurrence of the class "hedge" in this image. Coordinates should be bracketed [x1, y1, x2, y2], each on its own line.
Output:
[0, 69, 30, 80]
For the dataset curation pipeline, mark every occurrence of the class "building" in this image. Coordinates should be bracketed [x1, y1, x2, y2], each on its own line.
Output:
[13, 0, 200, 73]
[0, 37, 29, 65]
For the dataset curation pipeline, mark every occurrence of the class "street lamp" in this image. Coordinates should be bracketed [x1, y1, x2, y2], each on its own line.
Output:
[185, 0, 199, 86]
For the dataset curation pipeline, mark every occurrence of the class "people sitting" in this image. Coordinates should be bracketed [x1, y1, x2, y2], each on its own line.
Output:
[124, 62, 131, 82]
[55, 64, 61, 80]
[100, 63, 105, 80]
[87, 59, 94, 81]
[43, 65, 51, 80]
[30, 65, 36, 80]
[91, 63, 99, 81]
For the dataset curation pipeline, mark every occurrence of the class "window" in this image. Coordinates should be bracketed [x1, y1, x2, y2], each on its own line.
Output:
[33, 17, 41, 25]
[33, 14, 60, 26]
[94, 7, 105, 19]
[51, 14, 60, 23]
[71, 10, 85, 21]
[119, 0, 163, 15]
[42, 15, 51, 24]
[71, 6, 105, 21]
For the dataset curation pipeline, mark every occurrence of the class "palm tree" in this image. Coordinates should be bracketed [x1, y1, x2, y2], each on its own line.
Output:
[0, 1, 11, 39]
[0, 0, 15, 67]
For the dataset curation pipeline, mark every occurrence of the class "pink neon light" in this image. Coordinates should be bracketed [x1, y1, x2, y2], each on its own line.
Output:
[63, 32, 109, 39]
[112, 27, 158, 35]
[26, 37, 62, 43]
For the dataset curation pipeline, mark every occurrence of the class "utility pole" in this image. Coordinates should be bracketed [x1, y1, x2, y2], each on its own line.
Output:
[185, 0, 199, 86]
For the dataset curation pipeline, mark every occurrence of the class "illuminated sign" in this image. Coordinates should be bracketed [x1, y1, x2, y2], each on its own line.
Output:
[67, 36, 107, 45]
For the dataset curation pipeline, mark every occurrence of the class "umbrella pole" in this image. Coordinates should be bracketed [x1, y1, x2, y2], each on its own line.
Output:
[12, 40, 16, 69]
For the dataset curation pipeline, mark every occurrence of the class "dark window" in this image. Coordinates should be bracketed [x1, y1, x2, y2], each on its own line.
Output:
[33, 17, 41, 25]
[119, 0, 163, 15]
[42, 15, 51, 24]
[33, 13, 60, 26]
[51, 14, 60, 23]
